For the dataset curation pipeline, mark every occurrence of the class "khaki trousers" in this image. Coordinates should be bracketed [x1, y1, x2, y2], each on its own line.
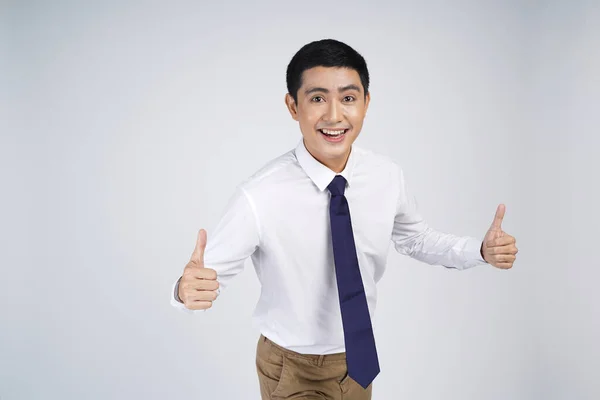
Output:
[255, 334, 373, 400]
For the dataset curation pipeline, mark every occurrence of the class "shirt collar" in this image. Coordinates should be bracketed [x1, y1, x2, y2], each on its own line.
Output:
[294, 139, 357, 192]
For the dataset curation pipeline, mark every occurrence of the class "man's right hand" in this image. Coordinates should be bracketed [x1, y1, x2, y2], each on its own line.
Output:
[178, 229, 219, 310]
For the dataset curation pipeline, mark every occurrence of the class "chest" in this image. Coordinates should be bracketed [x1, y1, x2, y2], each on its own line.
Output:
[258, 181, 396, 258]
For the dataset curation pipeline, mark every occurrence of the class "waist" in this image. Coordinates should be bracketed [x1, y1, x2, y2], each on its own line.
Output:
[252, 294, 378, 354]
[260, 334, 346, 362]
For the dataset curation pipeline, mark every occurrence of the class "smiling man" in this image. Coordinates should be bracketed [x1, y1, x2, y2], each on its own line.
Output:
[285, 64, 369, 173]
[172, 39, 519, 400]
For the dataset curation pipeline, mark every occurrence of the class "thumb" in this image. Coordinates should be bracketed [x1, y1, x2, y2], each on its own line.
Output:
[191, 229, 207, 266]
[491, 204, 506, 230]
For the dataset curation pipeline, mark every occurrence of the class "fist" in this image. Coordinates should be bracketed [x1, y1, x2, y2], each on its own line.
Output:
[178, 229, 219, 310]
[481, 204, 519, 269]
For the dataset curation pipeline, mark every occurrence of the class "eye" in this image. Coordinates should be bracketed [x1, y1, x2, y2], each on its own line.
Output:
[311, 96, 324, 103]
[343, 96, 355, 102]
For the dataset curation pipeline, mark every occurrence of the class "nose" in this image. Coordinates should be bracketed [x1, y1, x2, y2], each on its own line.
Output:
[323, 99, 342, 124]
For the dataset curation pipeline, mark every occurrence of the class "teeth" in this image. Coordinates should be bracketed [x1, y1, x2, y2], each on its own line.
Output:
[321, 129, 346, 136]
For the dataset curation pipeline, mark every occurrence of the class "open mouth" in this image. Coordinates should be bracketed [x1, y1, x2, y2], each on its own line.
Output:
[318, 128, 348, 141]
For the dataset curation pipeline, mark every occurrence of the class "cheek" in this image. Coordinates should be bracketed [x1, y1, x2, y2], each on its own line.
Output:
[298, 109, 320, 129]
[346, 109, 365, 126]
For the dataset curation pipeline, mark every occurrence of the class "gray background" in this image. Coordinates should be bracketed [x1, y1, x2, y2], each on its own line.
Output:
[1, 1, 598, 399]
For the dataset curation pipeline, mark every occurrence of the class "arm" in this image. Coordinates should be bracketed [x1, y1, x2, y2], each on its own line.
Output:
[171, 186, 260, 313]
[390, 165, 487, 270]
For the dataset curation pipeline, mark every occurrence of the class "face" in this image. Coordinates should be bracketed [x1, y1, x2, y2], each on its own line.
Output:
[285, 66, 370, 172]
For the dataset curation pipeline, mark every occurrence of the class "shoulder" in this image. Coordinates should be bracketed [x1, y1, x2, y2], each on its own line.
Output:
[353, 145, 403, 175]
[237, 147, 300, 193]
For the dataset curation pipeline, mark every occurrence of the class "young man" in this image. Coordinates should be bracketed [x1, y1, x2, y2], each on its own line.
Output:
[172, 39, 518, 400]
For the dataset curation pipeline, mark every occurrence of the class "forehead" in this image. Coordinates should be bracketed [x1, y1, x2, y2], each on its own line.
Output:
[300, 67, 362, 90]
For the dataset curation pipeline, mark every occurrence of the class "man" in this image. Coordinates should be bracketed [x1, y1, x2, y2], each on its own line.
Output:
[171, 39, 518, 400]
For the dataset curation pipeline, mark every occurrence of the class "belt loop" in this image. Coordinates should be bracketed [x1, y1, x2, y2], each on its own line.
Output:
[317, 354, 325, 366]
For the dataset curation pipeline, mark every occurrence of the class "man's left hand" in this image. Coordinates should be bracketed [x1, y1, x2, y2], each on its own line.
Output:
[481, 204, 518, 269]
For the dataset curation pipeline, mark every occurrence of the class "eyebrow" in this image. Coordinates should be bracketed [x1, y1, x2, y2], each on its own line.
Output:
[304, 84, 362, 95]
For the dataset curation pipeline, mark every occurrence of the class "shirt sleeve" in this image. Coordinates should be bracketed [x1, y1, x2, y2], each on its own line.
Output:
[170, 186, 261, 313]
[390, 165, 488, 270]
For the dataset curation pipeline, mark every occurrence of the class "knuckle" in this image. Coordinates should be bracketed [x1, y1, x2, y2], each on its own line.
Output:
[202, 291, 216, 301]
[195, 301, 210, 310]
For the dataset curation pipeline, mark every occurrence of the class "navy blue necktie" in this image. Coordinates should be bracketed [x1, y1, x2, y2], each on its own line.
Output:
[327, 175, 380, 389]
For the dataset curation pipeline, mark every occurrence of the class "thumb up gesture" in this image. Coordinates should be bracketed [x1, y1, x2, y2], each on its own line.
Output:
[481, 204, 519, 269]
[178, 229, 219, 310]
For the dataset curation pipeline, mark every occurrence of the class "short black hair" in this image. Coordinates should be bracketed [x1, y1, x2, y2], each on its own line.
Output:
[286, 39, 370, 103]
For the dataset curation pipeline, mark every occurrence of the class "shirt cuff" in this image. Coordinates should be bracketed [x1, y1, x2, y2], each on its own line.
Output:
[461, 237, 489, 269]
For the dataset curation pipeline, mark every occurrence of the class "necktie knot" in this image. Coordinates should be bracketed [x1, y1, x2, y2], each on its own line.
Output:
[327, 175, 347, 196]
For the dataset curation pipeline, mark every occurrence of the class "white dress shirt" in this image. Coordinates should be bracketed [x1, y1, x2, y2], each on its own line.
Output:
[171, 139, 487, 354]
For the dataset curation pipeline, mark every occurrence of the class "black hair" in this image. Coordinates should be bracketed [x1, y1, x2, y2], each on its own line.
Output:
[286, 39, 370, 103]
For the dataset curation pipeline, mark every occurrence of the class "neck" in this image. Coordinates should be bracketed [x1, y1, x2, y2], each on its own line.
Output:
[323, 155, 349, 173]
[304, 140, 351, 173]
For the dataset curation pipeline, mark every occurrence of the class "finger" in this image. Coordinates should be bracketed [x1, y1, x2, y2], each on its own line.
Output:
[494, 262, 513, 270]
[185, 290, 218, 302]
[185, 300, 213, 311]
[486, 235, 516, 248]
[491, 204, 506, 230]
[190, 229, 207, 266]
[195, 268, 217, 280]
[494, 254, 516, 263]
[487, 244, 518, 255]
[195, 279, 220, 291]
[182, 279, 220, 291]
[184, 264, 218, 280]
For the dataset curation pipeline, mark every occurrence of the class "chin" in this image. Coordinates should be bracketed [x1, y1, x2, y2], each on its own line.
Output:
[323, 144, 351, 157]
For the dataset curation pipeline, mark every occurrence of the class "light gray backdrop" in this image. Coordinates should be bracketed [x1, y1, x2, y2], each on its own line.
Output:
[1, 1, 598, 399]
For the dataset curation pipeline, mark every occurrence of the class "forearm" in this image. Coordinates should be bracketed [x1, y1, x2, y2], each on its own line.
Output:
[396, 226, 487, 270]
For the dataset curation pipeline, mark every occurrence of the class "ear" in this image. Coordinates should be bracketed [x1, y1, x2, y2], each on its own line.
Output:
[364, 91, 371, 115]
[285, 93, 299, 121]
